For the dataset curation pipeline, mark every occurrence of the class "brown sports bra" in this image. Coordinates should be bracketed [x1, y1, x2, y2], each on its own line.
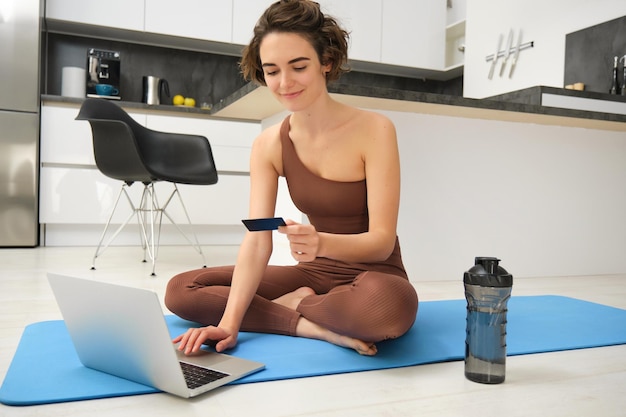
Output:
[279, 116, 408, 278]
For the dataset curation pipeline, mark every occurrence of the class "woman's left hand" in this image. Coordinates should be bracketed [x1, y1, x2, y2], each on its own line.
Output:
[278, 219, 320, 262]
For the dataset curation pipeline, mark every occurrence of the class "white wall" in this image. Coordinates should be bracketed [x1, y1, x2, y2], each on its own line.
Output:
[387, 110, 626, 281]
[463, 0, 626, 98]
[263, 107, 626, 281]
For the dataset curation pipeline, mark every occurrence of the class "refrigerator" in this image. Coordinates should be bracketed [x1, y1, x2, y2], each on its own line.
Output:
[0, 0, 42, 246]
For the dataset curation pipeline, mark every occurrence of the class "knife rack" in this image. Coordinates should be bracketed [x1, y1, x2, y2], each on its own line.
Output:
[486, 41, 534, 62]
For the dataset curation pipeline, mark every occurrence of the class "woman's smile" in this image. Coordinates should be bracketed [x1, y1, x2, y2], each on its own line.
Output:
[281, 90, 304, 100]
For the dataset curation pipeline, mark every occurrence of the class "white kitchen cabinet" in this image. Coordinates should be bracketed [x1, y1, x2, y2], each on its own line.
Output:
[381, 0, 447, 70]
[45, 0, 145, 31]
[232, 0, 384, 63]
[232, 0, 276, 45]
[39, 102, 256, 228]
[317, 0, 451, 70]
[40, 166, 131, 224]
[40, 105, 146, 165]
[144, 0, 233, 43]
[39, 166, 250, 225]
[40, 104, 257, 173]
[317, 0, 383, 63]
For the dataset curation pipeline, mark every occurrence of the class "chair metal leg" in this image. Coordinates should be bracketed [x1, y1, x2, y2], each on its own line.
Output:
[160, 184, 207, 268]
[91, 184, 139, 270]
[136, 184, 159, 275]
[92, 182, 206, 276]
[139, 183, 164, 276]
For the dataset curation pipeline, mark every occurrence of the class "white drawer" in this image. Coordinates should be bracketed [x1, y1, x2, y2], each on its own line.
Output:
[40, 166, 250, 225]
[40, 105, 146, 165]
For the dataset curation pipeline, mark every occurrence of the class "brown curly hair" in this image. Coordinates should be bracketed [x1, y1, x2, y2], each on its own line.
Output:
[240, 0, 350, 85]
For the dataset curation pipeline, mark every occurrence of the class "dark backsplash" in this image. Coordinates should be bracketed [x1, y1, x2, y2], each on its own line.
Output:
[43, 33, 247, 106]
[336, 71, 463, 96]
[565, 15, 626, 94]
[43, 32, 463, 107]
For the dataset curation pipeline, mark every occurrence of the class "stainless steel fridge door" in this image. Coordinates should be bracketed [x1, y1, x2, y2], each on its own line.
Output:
[0, 0, 42, 113]
[0, 111, 39, 246]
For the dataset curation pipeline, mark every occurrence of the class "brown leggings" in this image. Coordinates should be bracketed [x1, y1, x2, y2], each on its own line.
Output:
[165, 263, 419, 342]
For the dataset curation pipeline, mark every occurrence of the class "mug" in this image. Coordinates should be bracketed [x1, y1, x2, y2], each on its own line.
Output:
[61, 66, 86, 98]
[95, 84, 119, 96]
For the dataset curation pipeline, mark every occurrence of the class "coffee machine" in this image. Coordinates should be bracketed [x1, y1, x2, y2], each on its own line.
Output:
[86, 48, 121, 99]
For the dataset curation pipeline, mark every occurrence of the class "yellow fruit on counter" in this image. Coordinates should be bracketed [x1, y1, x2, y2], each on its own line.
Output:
[183, 97, 196, 107]
[172, 95, 185, 106]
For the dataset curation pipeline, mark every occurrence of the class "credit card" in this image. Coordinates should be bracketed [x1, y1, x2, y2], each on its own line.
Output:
[241, 217, 286, 231]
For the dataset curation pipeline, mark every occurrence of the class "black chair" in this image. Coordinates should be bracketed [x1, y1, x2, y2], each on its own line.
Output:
[76, 98, 218, 275]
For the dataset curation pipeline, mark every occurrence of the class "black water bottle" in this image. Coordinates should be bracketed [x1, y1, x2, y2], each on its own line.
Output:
[464, 257, 513, 384]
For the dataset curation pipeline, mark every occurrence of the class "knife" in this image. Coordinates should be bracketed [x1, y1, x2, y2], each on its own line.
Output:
[499, 29, 514, 77]
[488, 33, 503, 80]
[509, 29, 523, 78]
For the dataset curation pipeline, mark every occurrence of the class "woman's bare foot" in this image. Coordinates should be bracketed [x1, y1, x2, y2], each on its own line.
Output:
[272, 287, 315, 310]
[272, 287, 377, 355]
[296, 317, 378, 356]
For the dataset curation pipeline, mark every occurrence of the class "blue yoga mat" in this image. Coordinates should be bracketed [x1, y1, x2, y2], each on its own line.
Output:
[2, 295, 626, 406]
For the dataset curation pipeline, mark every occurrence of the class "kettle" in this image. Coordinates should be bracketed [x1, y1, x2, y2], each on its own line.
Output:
[142, 76, 170, 105]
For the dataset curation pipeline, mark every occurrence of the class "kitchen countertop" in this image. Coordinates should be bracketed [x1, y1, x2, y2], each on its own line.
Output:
[43, 84, 626, 132]
[211, 83, 626, 131]
[41, 94, 257, 124]
[486, 85, 626, 105]
[488, 86, 626, 114]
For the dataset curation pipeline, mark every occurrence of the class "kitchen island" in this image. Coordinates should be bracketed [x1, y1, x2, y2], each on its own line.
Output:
[210, 84, 626, 280]
[40, 87, 626, 281]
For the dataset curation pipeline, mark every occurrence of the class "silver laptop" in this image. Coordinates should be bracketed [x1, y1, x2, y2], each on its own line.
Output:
[47, 273, 264, 398]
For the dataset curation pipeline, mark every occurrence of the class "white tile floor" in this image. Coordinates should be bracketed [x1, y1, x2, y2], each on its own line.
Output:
[0, 245, 625, 416]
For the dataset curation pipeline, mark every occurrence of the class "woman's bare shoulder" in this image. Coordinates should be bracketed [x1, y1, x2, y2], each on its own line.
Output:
[250, 122, 280, 159]
[346, 109, 396, 143]
[251, 119, 285, 174]
[255, 119, 284, 145]
[361, 109, 394, 128]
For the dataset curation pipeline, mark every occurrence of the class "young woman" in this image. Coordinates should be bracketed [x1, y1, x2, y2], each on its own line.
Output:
[165, 0, 418, 356]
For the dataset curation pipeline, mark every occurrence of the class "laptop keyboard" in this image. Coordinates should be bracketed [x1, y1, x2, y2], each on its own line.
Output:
[180, 361, 229, 389]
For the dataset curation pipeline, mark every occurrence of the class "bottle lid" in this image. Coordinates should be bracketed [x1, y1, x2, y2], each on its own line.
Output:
[463, 257, 513, 287]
